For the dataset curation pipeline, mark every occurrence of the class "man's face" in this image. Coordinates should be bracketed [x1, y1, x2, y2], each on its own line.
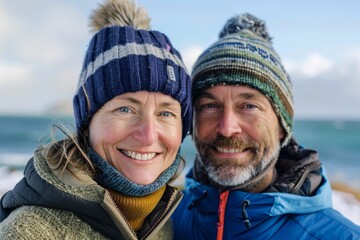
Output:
[193, 85, 284, 187]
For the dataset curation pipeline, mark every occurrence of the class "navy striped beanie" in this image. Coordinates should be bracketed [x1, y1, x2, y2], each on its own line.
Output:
[192, 13, 294, 146]
[73, 25, 192, 141]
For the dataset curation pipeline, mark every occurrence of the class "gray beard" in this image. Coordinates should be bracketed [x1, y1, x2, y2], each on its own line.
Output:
[202, 143, 281, 188]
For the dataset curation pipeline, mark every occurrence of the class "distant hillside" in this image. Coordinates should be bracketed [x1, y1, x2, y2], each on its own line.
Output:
[45, 100, 72, 116]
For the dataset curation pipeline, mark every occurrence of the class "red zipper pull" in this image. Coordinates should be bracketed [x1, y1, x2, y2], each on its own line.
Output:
[217, 191, 229, 240]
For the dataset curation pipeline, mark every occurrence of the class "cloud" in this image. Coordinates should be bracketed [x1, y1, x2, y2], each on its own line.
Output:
[0, 4, 10, 34]
[0, 1, 91, 114]
[284, 53, 334, 78]
[12, 4, 88, 64]
[0, 62, 33, 86]
[181, 45, 204, 72]
[287, 51, 360, 119]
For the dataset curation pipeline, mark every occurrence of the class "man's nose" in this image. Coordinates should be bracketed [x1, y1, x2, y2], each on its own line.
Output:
[217, 109, 242, 137]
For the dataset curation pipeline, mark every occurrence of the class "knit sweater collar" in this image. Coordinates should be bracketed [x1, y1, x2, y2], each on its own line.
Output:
[88, 147, 180, 196]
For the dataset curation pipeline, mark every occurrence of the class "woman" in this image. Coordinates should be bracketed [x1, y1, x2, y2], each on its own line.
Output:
[0, 0, 191, 239]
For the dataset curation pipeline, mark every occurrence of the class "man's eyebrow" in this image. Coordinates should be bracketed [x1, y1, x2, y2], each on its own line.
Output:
[238, 92, 256, 99]
[198, 91, 259, 99]
[198, 91, 218, 100]
[159, 102, 179, 108]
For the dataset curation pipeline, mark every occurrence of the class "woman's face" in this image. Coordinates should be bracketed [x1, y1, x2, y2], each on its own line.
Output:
[89, 91, 182, 185]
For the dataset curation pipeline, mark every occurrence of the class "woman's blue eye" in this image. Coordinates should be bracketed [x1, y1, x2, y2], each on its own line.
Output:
[118, 107, 131, 113]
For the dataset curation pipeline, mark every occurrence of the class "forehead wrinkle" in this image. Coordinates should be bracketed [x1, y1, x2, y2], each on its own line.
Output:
[120, 96, 142, 105]
[199, 88, 261, 100]
[237, 91, 272, 108]
[198, 91, 218, 100]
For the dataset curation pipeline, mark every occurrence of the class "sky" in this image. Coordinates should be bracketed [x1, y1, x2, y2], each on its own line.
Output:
[1, 0, 360, 119]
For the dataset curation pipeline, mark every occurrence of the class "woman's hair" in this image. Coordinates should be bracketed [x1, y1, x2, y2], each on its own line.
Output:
[46, 124, 96, 178]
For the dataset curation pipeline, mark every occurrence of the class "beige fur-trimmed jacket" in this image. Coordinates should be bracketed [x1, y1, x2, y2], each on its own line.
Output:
[0, 147, 182, 239]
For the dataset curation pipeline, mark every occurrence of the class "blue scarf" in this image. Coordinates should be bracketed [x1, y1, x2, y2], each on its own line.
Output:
[88, 148, 180, 196]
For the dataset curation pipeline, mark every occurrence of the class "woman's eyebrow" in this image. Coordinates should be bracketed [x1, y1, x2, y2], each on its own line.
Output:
[119, 97, 141, 105]
[116, 97, 179, 108]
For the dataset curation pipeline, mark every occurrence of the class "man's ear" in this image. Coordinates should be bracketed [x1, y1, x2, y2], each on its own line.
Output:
[279, 126, 285, 140]
[191, 110, 196, 140]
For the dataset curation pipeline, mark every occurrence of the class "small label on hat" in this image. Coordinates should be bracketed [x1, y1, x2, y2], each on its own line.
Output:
[167, 65, 176, 82]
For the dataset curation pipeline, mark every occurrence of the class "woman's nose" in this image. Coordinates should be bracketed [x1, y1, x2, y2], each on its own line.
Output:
[132, 116, 157, 145]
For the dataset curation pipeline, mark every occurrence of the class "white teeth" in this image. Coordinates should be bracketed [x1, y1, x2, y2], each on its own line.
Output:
[122, 150, 156, 161]
[216, 147, 241, 153]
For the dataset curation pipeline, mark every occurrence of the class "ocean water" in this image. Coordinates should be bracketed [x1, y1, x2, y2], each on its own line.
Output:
[0, 115, 73, 168]
[0, 115, 359, 190]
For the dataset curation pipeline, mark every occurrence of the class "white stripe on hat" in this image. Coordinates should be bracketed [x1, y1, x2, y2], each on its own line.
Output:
[77, 42, 188, 93]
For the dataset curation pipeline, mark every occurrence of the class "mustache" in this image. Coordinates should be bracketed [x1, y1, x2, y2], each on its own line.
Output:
[205, 135, 259, 152]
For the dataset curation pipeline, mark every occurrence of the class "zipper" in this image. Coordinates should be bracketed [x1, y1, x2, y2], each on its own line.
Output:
[140, 188, 178, 240]
[108, 193, 138, 238]
[291, 161, 322, 194]
[216, 190, 229, 240]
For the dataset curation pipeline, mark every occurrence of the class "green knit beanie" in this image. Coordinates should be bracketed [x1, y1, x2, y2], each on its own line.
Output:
[191, 13, 294, 146]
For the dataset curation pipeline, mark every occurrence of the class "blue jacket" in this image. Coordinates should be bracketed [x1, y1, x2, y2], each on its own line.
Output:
[172, 140, 360, 239]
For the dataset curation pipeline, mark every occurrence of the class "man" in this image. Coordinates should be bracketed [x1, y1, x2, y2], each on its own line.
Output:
[172, 13, 360, 239]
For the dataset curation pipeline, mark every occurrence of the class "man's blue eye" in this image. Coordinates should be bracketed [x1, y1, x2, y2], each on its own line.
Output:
[160, 112, 172, 117]
[206, 103, 216, 108]
[244, 104, 256, 109]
